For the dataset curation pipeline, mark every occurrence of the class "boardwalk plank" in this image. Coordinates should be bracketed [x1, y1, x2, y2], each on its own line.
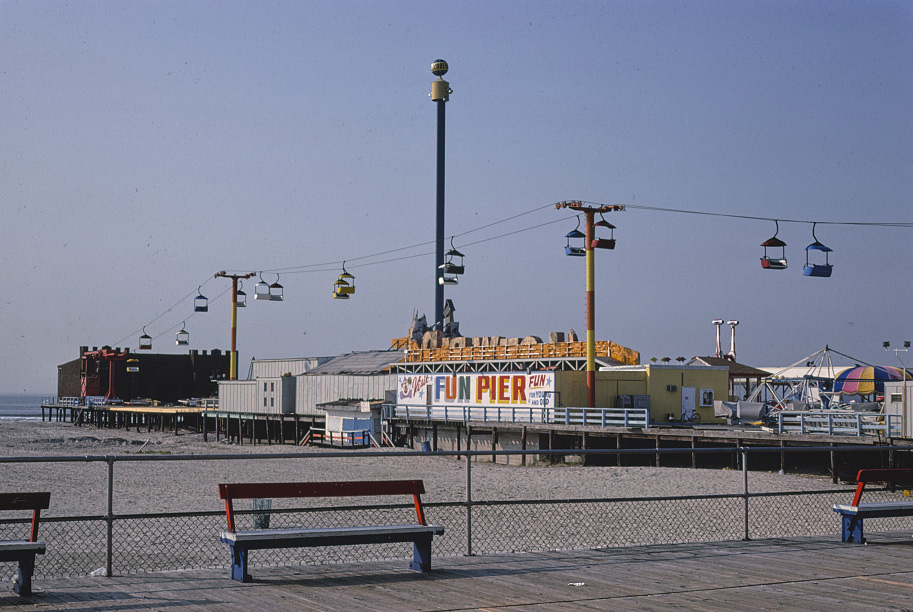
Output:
[5, 535, 913, 611]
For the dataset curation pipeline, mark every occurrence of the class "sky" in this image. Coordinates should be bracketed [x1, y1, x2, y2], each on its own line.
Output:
[2, 0, 912, 394]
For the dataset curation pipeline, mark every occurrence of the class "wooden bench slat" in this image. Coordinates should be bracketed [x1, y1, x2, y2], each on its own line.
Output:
[855, 469, 913, 485]
[0, 493, 51, 511]
[0, 541, 46, 553]
[219, 480, 426, 500]
[221, 524, 444, 543]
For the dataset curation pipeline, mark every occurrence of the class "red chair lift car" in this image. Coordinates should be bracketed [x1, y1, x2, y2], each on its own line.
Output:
[564, 217, 586, 256]
[760, 220, 787, 270]
[591, 214, 616, 250]
[803, 223, 833, 278]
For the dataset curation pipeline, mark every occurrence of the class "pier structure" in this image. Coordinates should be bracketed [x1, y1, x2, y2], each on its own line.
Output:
[41, 398, 912, 480]
[40, 401, 320, 447]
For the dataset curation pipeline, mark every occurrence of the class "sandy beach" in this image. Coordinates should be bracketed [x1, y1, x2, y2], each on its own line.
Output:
[0, 419, 878, 578]
[0, 419, 846, 517]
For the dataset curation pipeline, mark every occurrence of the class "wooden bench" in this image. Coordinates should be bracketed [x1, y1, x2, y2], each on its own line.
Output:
[0, 492, 50, 596]
[218, 480, 444, 582]
[832, 468, 913, 543]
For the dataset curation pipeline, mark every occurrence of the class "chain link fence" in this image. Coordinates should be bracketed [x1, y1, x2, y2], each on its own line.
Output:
[2, 446, 912, 579]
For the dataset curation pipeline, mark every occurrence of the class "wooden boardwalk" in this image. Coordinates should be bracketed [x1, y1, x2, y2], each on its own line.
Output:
[3, 533, 913, 611]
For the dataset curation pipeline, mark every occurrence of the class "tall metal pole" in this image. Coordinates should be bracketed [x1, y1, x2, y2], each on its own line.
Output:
[431, 59, 451, 330]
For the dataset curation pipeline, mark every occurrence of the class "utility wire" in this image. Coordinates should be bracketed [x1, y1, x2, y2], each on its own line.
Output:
[115, 199, 912, 347]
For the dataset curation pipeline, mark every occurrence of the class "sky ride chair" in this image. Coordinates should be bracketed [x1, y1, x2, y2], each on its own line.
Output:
[803, 223, 833, 277]
[760, 220, 787, 270]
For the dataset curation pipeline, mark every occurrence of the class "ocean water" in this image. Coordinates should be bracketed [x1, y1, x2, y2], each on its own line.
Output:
[0, 393, 49, 420]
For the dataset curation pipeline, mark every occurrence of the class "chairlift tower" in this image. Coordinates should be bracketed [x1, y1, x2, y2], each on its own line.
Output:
[214, 271, 256, 380]
[555, 200, 624, 408]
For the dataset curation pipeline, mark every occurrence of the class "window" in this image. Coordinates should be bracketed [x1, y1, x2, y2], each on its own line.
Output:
[890, 393, 903, 403]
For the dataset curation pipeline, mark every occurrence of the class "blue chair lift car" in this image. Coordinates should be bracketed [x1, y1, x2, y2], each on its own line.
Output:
[803, 223, 833, 277]
[760, 221, 787, 270]
[176, 322, 190, 346]
[194, 287, 208, 312]
[591, 214, 616, 250]
[139, 327, 152, 350]
[565, 217, 586, 256]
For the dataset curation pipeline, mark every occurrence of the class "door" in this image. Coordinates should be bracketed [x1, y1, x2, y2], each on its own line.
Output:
[681, 387, 696, 420]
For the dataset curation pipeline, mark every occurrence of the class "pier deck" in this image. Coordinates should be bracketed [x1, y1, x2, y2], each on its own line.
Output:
[4, 533, 913, 611]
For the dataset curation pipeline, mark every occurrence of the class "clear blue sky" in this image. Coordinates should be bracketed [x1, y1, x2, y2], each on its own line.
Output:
[2, 0, 911, 393]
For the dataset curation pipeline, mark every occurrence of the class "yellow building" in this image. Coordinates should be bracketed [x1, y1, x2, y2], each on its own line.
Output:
[577, 364, 729, 424]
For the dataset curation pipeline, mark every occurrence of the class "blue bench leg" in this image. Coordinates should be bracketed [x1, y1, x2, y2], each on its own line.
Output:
[841, 514, 864, 543]
[13, 555, 36, 597]
[229, 544, 251, 582]
[409, 535, 433, 572]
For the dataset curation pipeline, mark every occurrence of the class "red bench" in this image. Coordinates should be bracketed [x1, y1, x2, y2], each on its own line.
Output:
[832, 468, 913, 543]
[218, 480, 444, 582]
[0, 492, 50, 596]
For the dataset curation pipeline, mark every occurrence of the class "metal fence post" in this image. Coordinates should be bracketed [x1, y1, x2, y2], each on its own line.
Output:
[742, 448, 750, 541]
[106, 456, 114, 577]
[466, 450, 473, 557]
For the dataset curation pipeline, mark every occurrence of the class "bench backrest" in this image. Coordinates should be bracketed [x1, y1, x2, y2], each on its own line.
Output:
[218, 480, 428, 532]
[0, 492, 51, 542]
[852, 469, 913, 505]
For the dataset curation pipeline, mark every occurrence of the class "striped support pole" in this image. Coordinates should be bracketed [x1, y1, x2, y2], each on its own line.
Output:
[585, 210, 596, 409]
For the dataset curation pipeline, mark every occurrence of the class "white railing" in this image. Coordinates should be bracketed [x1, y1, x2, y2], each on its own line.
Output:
[383, 404, 649, 429]
[776, 411, 902, 437]
[307, 428, 372, 447]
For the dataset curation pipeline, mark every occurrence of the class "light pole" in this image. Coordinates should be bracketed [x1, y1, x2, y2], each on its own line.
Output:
[884, 340, 911, 436]
[215, 271, 256, 380]
[431, 59, 451, 330]
[556, 200, 623, 408]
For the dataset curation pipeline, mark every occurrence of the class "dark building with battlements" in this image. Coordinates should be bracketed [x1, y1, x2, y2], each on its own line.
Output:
[56, 346, 229, 404]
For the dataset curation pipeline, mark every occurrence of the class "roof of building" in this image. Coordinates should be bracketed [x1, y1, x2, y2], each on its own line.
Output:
[306, 350, 404, 375]
[688, 356, 771, 378]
